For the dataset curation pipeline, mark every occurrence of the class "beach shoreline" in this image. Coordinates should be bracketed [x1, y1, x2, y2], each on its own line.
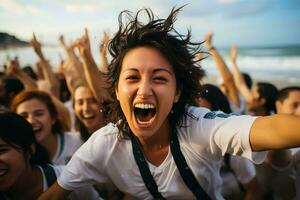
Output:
[203, 75, 300, 90]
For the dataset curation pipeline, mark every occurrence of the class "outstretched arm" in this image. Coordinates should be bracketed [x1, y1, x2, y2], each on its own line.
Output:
[6, 59, 37, 90]
[230, 45, 255, 104]
[73, 28, 112, 102]
[31, 33, 60, 97]
[38, 181, 70, 200]
[250, 114, 300, 151]
[99, 31, 110, 73]
[58, 35, 87, 88]
[204, 32, 240, 108]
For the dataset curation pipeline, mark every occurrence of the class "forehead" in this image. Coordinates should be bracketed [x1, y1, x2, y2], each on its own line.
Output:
[16, 98, 48, 112]
[285, 90, 300, 102]
[121, 47, 173, 73]
[74, 86, 93, 100]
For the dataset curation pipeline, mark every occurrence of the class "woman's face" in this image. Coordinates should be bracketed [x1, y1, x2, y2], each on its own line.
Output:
[74, 86, 105, 133]
[16, 98, 55, 143]
[116, 47, 180, 139]
[0, 139, 28, 191]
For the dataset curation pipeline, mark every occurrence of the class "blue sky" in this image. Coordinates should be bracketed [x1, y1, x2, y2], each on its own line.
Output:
[1, 0, 300, 47]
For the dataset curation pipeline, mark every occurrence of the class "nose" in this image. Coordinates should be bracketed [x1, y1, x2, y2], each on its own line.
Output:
[82, 101, 90, 111]
[137, 79, 152, 98]
[27, 114, 37, 124]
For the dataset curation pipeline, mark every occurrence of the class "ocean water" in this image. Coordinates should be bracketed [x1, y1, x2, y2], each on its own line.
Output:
[202, 45, 300, 83]
[0, 45, 300, 83]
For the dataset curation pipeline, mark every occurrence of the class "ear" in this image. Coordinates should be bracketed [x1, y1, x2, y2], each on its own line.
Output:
[275, 100, 282, 112]
[174, 88, 182, 103]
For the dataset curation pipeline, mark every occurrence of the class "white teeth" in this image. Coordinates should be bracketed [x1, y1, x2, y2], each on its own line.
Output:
[33, 127, 41, 132]
[134, 103, 155, 109]
[82, 114, 95, 119]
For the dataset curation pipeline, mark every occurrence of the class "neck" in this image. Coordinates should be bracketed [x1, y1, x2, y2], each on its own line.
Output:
[136, 119, 172, 166]
[88, 121, 105, 134]
[6, 166, 43, 200]
[139, 120, 171, 151]
[41, 133, 58, 160]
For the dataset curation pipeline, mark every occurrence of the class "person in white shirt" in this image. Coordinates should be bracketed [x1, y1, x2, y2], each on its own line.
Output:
[0, 112, 100, 200]
[257, 86, 300, 199]
[39, 6, 300, 200]
[11, 90, 83, 165]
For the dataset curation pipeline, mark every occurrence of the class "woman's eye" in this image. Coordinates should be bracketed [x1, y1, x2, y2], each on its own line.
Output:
[34, 112, 44, 117]
[154, 77, 167, 82]
[126, 75, 139, 80]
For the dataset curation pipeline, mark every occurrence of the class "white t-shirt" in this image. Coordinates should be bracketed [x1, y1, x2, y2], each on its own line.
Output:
[229, 94, 247, 115]
[52, 132, 83, 165]
[58, 106, 266, 200]
[38, 165, 101, 200]
[221, 155, 256, 199]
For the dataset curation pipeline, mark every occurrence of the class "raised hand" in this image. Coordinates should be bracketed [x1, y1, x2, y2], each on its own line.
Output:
[5, 59, 21, 75]
[231, 45, 238, 64]
[31, 33, 44, 58]
[204, 32, 213, 50]
[73, 28, 91, 57]
[99, 32, 110, 55]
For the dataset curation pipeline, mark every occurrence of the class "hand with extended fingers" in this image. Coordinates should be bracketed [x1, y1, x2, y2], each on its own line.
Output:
[5, 59, 21, 75]
[31, 33, 43, 58]
[58, 35, 67, 49]
[99, 32, 110, 55]
[231, 45, 238, 64]
[59, 35, 74, 52]
[204, 32, 213, 50]
[73, 28, 91, 57]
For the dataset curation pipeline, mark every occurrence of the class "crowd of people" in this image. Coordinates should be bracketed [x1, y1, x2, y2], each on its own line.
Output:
[0, 6, 300, 200]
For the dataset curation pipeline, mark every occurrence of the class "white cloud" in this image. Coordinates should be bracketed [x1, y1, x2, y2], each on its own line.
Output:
[0, 0, 45, 16]
[0, 0, 24, 13]
[25, 5, 45, 16]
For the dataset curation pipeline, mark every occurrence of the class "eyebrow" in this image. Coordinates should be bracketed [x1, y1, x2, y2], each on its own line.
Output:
[123, 67, 173, 75]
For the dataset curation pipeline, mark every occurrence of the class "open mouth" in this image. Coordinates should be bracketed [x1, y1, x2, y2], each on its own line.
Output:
[32, 126, 42, 133]
[134, 103, 156, 124]
[82, 113, 96, 120]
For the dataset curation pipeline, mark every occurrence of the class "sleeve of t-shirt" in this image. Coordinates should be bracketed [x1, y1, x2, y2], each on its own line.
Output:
[53, 165, 102, 200]
[187, 107, 267, 164]
[57, 125, 114, 191]
[230, 155, 256, 184]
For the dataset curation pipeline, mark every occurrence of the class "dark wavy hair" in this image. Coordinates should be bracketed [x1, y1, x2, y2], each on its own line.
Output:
[198, 84, 232, 114]
[0, 112, 50, 165]
[107, 6, 205, 138]
[10, 90, 63, 134]
[276, 86, 300, 102]
[257, 82, 278, 114]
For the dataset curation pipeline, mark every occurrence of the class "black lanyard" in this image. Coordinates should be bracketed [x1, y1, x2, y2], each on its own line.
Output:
[130, 128, 211, 200]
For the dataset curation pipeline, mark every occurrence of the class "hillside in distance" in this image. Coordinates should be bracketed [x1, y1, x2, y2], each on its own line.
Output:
[0, 32, 30, 49]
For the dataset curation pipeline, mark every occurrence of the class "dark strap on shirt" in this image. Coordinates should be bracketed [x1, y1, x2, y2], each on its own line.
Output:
[130, 134, 165, 199]
[41, 164, 57, 187]
[170, 128, 211, 200]
[131, 129, 211, 200]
